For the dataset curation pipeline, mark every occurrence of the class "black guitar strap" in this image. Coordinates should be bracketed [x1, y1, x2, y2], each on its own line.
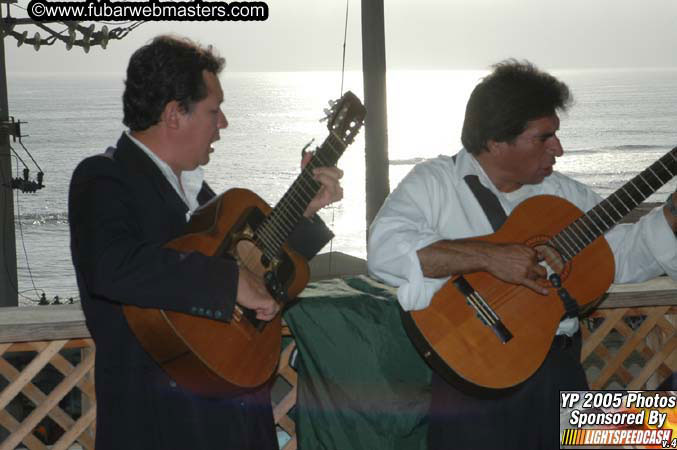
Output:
[452, 153, 507, 232]
[463, 174, 507, 232]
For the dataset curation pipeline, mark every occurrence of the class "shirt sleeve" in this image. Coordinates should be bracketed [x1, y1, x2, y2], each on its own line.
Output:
[287, 215, 334, 260]
[606, 207, 677, 282]
[367, 163, 450, 311]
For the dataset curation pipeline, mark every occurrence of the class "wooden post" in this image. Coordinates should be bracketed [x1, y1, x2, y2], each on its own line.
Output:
[361, 0, 390, 235]
[0, 6, 18, 306]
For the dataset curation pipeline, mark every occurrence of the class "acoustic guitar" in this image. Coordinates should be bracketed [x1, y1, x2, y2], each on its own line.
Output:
[402, 146, 677, 393]
[123, 91, 366, 396]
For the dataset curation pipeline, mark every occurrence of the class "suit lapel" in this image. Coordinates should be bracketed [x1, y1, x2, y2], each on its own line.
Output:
[197, 181, 216, 206]
[113, 133, 189, 219]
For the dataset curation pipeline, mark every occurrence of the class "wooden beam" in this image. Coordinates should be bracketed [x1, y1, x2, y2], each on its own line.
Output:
[0, 8, 18, 306]
[361, 0, 390, 231]
[0, 305, 90, 343]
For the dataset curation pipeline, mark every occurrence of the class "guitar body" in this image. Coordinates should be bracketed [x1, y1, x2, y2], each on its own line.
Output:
[405, 195, 615, 392]
[123, 188, 309, 396]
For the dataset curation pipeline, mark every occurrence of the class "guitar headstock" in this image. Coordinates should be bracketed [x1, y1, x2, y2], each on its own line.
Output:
[323, 91, 366, 146]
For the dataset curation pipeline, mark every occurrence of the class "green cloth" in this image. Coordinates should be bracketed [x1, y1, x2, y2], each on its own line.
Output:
[283, 276, 432, 450]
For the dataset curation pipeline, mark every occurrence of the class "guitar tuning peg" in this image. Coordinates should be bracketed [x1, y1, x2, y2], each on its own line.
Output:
[328, 99, 337, 106]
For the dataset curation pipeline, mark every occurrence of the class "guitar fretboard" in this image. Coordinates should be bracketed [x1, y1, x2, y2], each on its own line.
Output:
[548, 146, 677, 261]
[255, 132, 347, 261]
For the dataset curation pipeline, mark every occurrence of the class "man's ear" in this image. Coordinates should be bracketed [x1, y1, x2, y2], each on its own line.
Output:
[161, 100, 183, 130]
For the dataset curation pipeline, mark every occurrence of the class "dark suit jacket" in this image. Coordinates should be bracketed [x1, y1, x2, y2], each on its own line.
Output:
[69, 133, 333, 450]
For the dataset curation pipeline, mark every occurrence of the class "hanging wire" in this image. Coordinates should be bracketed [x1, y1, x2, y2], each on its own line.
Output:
[13, 155, 43, 302]
[18, 138, 44, 173]
[339, 0, 350, 97]
[8, 144, 29, 170]
[327, 0, 352, 277]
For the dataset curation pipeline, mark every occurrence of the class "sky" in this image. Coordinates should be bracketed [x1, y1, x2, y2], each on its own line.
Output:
[4, 0, 677, 74]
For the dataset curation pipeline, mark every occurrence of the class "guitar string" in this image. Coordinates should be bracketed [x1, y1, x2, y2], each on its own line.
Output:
[465, 292, 498, 328]
[613, 191, 632, 212]
[465, 273, 506, 311]
[481, 278, 517, 311]
[580, 214, 603, 237]
[627, 181, 645, 203]
[455, 278, 500, 327]
[576, 216, 596, 240]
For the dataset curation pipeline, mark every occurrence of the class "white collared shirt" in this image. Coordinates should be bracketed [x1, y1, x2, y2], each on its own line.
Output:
[367, 148, 677, 335]
[125, 131, 204, 219]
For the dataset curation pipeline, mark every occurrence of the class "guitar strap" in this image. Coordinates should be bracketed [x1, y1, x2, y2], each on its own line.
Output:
[452, 153, 507, 232]
[456, 156, 580, 319]
[463, 174, 507, 232]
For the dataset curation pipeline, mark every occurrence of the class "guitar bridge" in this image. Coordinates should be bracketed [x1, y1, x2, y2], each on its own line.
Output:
[453, 276, 513, 343]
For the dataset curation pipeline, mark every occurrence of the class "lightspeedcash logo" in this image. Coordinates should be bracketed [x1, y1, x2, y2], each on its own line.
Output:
[27, 0, 269, 22]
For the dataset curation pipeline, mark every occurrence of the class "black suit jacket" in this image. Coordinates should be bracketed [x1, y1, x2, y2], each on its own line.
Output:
[69, 133, 333, 450]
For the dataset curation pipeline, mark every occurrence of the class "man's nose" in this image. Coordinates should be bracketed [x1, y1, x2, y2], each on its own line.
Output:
[548, 136, 563, 157]
[219, 111, 228, 129]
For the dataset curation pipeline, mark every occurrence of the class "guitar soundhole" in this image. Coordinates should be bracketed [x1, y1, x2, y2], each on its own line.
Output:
[218, 207, 296, 331]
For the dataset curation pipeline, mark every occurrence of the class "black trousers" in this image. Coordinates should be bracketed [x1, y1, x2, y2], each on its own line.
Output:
[428, 332, 588, 450]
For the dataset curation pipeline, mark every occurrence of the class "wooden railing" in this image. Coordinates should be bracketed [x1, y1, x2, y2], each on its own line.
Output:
[579, 202, 677, 389]
[1, 277, 677, 449]
[0, 305, 94, 450]
[0, 304, 301, 450]
[583, 277, 677, 390]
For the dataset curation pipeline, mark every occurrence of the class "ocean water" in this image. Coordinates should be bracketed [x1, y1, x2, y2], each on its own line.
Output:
[7, 68, 677, 305]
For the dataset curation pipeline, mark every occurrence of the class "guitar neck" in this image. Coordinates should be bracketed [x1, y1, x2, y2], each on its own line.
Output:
[550, 146, 677, 261]
[256, 132, 347, 259]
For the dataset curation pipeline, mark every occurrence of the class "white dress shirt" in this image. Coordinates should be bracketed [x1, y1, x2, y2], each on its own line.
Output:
[125, 131, 204, 219]
[367, 148, 677, 335]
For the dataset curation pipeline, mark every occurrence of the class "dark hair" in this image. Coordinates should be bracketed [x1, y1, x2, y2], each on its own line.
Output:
[461, 59, 572, 155]
[122, 35, 225, 131]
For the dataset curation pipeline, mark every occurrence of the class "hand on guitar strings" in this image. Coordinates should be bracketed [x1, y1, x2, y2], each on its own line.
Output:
[301, 149, 344, 217]
[236, 266, 280, 321]
[483, 243, 549, 296]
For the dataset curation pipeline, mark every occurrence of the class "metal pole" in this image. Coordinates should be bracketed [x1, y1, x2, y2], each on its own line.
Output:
[361, 0, 390, 237]
[0, 6, 19, 306]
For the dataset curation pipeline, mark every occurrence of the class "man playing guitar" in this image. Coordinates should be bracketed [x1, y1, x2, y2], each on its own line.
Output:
[368, 60, 677, 450]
